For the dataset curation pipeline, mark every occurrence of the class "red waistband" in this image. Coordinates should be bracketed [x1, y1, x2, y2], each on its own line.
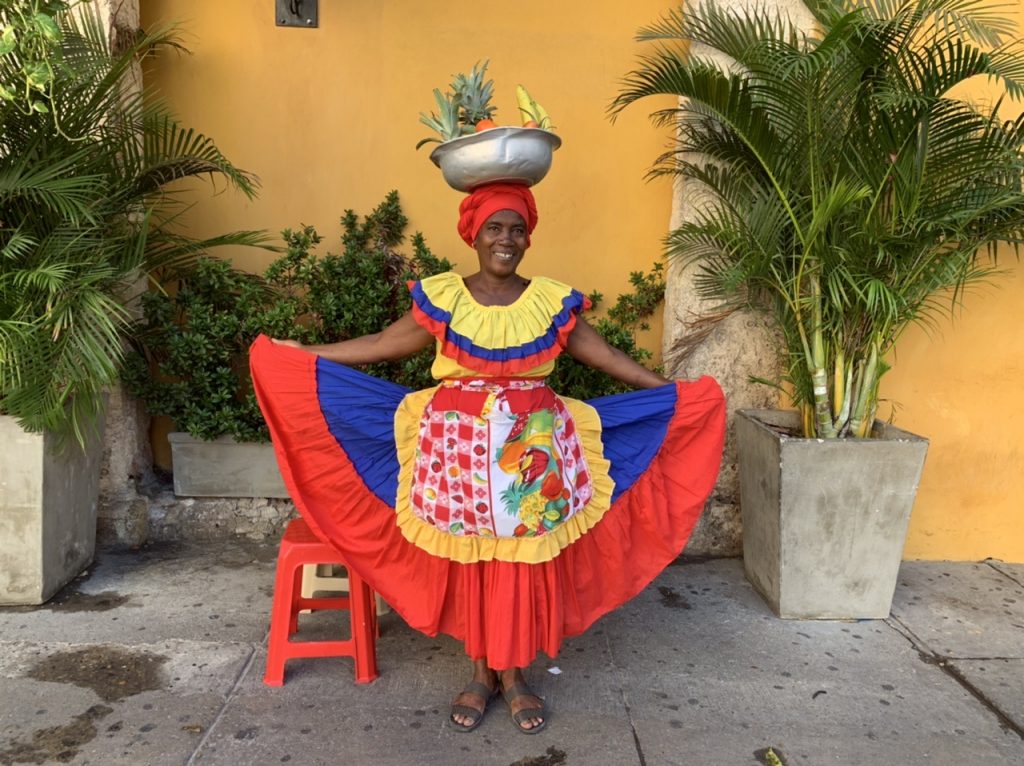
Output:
[433, 378, 554, 416]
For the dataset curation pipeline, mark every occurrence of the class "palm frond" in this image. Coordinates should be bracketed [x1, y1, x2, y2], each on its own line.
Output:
[0, 5, 265, 441]
[616, 0, 1024, 437]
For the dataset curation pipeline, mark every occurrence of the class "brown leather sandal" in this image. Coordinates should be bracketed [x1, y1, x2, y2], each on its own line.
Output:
[449, 680, 497, 732]
[502, 682, 548, 734]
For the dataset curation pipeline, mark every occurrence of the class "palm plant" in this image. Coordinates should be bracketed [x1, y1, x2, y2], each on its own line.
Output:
[611, 0, 1024, 438]
[0, 5, 266, 443]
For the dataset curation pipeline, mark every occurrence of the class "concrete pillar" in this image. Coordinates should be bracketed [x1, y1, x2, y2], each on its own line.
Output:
[86, 0, 154, 547]
[667, 0, 815, 555]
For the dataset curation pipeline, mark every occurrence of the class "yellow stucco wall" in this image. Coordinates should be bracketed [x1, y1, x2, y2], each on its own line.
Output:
[139, 0, 674, 465]
[140, 1, 1023, 562]
[884, 2, 1024, 562]
[886, 260, 1024, 561]
[138, 0, 674, 309]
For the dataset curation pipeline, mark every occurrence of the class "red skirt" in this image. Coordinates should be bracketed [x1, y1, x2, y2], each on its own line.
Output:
[249, 335, 725, 670]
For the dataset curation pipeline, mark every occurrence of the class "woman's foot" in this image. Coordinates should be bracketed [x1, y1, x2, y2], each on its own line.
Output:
[449, 661, 498, 732]
[499, 668, 546, 733]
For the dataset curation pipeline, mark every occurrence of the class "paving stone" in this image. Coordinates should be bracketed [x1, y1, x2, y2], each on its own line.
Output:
[949, 658, 1024, 733]
[603, 562, 1024, 766]
[192, 630, 638, 766]
[890, 561, 1024, 658]
[0, 541, 277, 646]
[2, 548, 1022, 766]
[0, 640, 252, 766]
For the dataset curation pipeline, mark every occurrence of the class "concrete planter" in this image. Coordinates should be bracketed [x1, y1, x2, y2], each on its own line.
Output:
[0, 415, 104, 605]
[168, 433, 288, 498]
[736, 409, 929, 619]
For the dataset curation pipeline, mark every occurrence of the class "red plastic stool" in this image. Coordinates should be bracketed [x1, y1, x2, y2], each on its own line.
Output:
[264, 517, 379, 685]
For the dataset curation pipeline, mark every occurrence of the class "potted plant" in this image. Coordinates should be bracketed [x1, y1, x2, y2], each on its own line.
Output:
[0, 3, 262, 603]
[611, 0, 1024, 617]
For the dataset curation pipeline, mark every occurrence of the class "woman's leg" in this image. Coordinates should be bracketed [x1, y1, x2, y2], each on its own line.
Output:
[450, 658, 498, 728]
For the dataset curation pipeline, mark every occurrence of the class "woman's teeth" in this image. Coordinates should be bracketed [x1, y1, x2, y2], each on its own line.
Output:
[494, 252, 515, 262]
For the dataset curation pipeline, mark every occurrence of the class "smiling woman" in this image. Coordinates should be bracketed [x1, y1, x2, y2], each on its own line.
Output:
[249, 181, 726, 735]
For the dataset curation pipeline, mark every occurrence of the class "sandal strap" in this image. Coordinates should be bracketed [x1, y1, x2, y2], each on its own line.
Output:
[512, 707, 546, 725]
[450, 704, 484, 723]
[502, 682, 538, 703]
[461, 681, 497, 700]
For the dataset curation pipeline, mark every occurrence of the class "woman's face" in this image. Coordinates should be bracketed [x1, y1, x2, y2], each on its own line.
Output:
[473, 209, 528, 278]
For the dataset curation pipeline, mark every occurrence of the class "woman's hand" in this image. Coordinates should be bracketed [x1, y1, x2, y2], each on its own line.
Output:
[271, 338, 305, 350]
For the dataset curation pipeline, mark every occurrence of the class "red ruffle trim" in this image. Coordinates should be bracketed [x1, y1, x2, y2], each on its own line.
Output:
[409, 300, 586, 376]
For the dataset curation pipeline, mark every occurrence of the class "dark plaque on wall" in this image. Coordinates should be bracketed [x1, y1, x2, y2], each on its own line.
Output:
[275, 0, 318, 28]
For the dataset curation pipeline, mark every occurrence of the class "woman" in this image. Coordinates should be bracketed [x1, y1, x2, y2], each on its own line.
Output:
[249, 183, 725, 734]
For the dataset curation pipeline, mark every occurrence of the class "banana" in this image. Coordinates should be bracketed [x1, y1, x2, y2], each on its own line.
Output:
[516, 84, 538, 124]
[516, 84, 554, 129]
[533, 100, 551, 129]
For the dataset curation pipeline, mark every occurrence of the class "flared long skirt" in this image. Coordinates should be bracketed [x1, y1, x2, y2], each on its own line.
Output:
[249, 335, 725, 669]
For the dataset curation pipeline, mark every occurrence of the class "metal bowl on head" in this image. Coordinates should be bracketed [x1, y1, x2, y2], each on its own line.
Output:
[429, 127, 562, 191]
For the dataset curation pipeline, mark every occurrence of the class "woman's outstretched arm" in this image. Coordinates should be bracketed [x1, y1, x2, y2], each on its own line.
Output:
[565, 317, 670, 389]
[273, 311, 434, 365]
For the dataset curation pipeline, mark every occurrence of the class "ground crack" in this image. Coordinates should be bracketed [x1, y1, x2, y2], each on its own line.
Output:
[984, 560, 1024, 589]
[183, 645, 257, 765]
[887, 615, 1024, 741]
[601, 632, 647, 766]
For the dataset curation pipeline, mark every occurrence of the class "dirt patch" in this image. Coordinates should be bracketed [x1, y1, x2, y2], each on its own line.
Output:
[0, 704, 112, 765]
[658, 585, 692, 609]
[26, 645, 168, 702]
[214, 541, 279, 567]
[510, 747, 567, 766]
[43, 589, 130, 613]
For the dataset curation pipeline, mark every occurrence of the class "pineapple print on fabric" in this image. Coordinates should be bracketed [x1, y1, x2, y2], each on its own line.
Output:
[493, 400, 592, 538]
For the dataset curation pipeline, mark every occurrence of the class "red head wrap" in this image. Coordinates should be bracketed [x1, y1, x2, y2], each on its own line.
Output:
[457, 183, 539, 248]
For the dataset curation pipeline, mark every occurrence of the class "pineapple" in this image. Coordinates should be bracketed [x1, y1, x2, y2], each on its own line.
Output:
[451, 61, 496, 133]
[416, 88, 461, 149]
[416, 61, 497, 149]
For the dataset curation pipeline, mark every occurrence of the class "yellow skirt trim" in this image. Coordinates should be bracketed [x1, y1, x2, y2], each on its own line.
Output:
[392, 387, 615, 564]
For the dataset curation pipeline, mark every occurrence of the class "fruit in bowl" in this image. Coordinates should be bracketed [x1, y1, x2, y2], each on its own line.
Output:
[417, 63, 559, 190]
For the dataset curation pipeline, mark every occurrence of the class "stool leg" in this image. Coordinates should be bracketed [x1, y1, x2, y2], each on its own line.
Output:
[288, 563, 304, 634]
[348, 571, 379, 684]
[263, 553, 298, 686]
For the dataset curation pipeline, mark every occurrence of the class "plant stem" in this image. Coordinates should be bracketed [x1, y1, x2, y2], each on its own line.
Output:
[809, 272, 836, 438]
[848, 339, 880, 438]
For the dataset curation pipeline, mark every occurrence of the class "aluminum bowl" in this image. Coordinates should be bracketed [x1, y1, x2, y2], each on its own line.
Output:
[429, 127, 562, 191]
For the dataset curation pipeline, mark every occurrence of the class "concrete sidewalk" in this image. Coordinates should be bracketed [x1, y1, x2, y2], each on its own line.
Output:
[0, 542, 1021, 766]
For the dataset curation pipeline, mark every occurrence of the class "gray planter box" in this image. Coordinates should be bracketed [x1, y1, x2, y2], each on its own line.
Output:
[736, 409, 929, 619]
[168, 433, 288, 498]
[0, 415, 104, 605]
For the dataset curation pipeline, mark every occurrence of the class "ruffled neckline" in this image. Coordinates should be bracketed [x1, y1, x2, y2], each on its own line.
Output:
[456, 276, 537, 311]
[407, 271, 590, 376]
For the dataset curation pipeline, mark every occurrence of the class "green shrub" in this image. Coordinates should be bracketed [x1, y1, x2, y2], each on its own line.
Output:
[0, 5, 262, 444]
[125, 192, 666, 440]
[125, 192, 451, 441]
[550, 263, 666, 399]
